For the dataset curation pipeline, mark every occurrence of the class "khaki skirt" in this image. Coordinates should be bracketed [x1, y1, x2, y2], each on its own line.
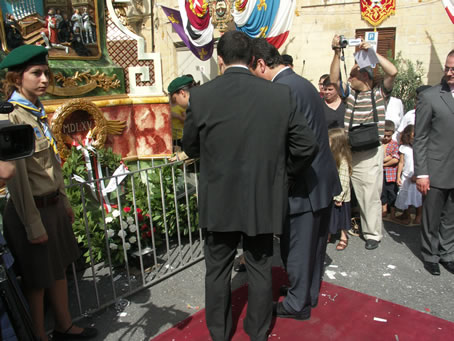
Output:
[3, 197, 80, 289]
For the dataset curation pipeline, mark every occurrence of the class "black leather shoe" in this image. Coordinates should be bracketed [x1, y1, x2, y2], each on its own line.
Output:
[440, 261, 454, 274]
[272, 302, 311, 321]
[423, 262, 440, 276]
[53, 325, 98, 340]
[365, 239, 379, 250]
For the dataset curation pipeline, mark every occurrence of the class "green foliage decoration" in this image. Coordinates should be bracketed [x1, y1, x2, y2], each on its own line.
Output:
[386, 51, 425, 113]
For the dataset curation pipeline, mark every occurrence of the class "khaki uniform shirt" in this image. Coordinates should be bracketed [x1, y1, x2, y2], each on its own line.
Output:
[6, 104, 71, 240]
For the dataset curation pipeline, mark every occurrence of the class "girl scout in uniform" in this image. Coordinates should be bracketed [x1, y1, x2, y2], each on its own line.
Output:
[0, 45, 97, 340]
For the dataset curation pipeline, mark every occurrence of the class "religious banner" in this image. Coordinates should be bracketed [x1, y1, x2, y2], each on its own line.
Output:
[360, 0, 396, 27]
[232, 0, 296, 49]
[160, 4, 214, 61]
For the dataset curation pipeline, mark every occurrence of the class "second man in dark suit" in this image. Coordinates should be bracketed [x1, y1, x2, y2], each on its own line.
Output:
[250, 39, 341, 320]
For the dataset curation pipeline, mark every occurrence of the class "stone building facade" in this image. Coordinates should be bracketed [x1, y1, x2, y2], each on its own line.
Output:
[150, 0, 453, 89]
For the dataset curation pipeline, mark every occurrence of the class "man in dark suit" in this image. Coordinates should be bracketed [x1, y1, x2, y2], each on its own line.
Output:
[183, 31, 318, 341]
[414, 49, 454, 276]
[250, 39, 341, 320]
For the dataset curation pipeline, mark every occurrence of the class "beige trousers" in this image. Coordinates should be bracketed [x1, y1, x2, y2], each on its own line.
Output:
[351, 146, 384, 241]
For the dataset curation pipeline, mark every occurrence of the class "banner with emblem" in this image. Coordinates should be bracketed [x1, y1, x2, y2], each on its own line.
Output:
[160, 3, 214, 61]
[360, 0, 396, 27]
[232, 0, 296, 49]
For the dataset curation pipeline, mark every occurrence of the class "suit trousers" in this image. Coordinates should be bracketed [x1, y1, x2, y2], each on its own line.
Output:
[421, 186, 454, 262]
[204, 231, 273, 341]
[351, 146, 384, 241]
[280, 206, 330, 314]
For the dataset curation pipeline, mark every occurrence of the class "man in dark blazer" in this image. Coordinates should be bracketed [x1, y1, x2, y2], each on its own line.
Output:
[414, 49, 454, 276]
[183, 31, 318, 341]
[250, 38, 341, 320]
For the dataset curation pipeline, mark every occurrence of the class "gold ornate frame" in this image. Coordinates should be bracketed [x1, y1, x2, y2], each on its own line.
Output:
[51, 99, 107, 159]
[0, 0, 101, 60]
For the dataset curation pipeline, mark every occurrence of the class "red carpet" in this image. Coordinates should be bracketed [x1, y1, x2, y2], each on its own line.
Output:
[151, 267, 454, 340]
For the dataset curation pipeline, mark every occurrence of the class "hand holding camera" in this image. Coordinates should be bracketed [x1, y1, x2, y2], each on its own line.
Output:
[332, 34, 361, 50]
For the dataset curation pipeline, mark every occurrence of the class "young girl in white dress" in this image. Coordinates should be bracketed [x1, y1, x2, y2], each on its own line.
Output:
[394, 125, 422, 225]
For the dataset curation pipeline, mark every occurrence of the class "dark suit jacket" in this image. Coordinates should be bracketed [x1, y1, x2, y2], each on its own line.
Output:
[274, 68, 341, 214]
[183, 67, 318, 236]
[414, 81, 454, 189]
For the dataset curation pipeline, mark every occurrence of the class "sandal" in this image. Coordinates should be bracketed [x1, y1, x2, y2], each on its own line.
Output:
[336, 239, 348, 251]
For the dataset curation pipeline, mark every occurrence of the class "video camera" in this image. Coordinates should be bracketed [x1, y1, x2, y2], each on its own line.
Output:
[339, 35, 361, 48]
[0, 101, 35, 161]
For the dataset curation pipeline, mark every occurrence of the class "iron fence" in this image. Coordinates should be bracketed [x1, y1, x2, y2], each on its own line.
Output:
[64, 158, 203, 320]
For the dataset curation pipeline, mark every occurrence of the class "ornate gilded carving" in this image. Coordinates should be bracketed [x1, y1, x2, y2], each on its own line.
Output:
[47, 71, 121, 97]
[52, 99, 125, 159]
[209, 0, 233, 32]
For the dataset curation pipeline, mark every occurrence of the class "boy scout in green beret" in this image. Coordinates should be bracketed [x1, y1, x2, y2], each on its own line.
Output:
[168, 75, 196, 152]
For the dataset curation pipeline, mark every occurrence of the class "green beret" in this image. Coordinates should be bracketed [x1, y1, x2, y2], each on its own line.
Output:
[0, 45, 48, 70]
[167, 75, 194, 95]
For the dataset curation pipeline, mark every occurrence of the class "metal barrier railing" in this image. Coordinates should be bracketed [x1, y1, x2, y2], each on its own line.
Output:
[64, 159, 202, 320]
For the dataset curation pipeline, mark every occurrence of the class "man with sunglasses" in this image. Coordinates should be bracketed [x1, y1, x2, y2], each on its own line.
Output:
[329, 35, 398, 250]
[413, 49, 454, 276]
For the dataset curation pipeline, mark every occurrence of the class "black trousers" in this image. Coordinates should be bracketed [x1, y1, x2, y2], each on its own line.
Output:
[204, 231, 273, 341]
[421, 187, 454, 263]
[381, 177, 398, 206]
[280, 206, 330, 314]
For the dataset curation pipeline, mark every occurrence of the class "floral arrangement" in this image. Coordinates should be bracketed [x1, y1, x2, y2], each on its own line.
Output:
[105, 206, 156, 261]
[62, 146, 198, 267]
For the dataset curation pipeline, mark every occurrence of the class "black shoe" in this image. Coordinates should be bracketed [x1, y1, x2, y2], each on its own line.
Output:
[440, 261, 454, 274]
[272, 302, 311, 321]
[53, 325, 98, 340]
[234, 262, 246, 272]
[279, 285, 288, 296]
[423, 262, 440, 276]
[365, 239, 379, 250]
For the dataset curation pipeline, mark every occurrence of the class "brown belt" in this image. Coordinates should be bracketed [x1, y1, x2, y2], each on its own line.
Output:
[34, 191, 59, 208]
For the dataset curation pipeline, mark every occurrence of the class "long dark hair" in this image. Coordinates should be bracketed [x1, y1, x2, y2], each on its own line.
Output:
[400, 124, 414, 146]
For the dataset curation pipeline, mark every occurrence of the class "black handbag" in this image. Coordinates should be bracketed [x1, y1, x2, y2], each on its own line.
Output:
[348, 91, 381, 151]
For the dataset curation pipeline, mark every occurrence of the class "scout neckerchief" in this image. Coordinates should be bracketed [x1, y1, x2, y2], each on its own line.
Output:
[8, 91, 61, 162]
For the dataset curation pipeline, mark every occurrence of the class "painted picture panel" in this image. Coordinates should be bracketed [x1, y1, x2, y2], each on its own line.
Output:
[0, 0, 101, 59]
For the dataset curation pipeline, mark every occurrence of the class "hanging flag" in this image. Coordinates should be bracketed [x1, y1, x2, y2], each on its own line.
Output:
[266, 0, 296, 49]
[233, 0, 280, 38]
[360, 0, 396, 27]
[161, 4, 214, 61]
[232, 0, 295, 48]
[443, 0, 454, 24]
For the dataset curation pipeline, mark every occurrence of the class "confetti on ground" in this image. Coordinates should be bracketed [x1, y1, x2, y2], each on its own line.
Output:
[187, 304, 200, 310]
[425, 308, 431, 312]
[388, 265, 396, 269]
[328, 265, 338, 268]
[339, 272, 347, 277]
[113, 275, 122, 281]
[117, 312, 127, 317]
[383, 273, 391, 277]
[388, 231, 400, 236]
[374, 317, 387, 322]
[325, 270, 336, 279]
